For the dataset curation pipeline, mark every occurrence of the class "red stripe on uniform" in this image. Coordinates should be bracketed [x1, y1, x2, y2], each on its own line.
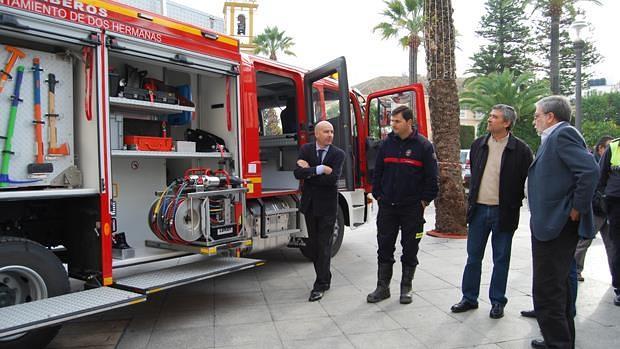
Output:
[383, 157, 423, 167]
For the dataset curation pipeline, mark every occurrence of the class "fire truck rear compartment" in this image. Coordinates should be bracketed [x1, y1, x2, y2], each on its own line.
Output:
[107, 52, 245, 268]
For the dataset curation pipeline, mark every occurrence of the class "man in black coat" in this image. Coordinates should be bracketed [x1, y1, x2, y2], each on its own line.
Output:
[451, 104, 533, 319]
[294, 120, 345, 302]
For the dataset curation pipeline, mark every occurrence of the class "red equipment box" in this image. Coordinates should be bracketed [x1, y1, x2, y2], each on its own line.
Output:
[124, 136, 173, 151]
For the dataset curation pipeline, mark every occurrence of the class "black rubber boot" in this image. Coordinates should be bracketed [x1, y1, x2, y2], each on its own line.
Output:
[112, 232, 132, 249]
[400, 264, 416, 304]
[367, 263, 392, 303]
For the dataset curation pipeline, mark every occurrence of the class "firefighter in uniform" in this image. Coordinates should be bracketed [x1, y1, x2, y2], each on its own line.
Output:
[367, 105, 439, 304]
[598, 138, 620, 306]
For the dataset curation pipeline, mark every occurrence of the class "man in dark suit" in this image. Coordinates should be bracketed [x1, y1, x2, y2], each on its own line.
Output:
[528, 95, 599, 349]
[294, 120, 345, 302]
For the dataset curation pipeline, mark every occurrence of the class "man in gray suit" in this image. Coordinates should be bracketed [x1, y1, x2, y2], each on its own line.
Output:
[528, 96, 599, 349]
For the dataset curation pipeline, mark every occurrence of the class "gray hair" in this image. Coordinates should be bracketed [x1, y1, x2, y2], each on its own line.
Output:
[492, 104, 517, 130]
[536, 95, 572, 123]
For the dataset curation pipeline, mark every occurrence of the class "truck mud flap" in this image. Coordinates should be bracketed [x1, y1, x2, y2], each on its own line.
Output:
[113, 257, 264, 294]
[0, 287, 145, 338]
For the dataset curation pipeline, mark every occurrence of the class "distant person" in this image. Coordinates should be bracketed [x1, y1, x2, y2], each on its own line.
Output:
[527, 95, 599, 349]
[575, 136, 615, 282]
[450, 104, 533, 319]
[294, 120, 345, 302]
[597, 135, 620, 306]
[366, 105, 438, 304]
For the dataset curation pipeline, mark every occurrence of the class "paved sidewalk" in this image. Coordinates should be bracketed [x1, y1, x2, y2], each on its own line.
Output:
[49, 205, 620, 348]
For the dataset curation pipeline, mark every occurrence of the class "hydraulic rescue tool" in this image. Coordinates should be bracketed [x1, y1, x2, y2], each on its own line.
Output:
[0, 45, 26, 94]
[46, 73, 69, 157]
[27, 58, 53, 175]
[0, 66, 39, 187]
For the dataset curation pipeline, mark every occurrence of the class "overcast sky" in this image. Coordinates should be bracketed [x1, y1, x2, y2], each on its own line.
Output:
[178, 0, 618, 86]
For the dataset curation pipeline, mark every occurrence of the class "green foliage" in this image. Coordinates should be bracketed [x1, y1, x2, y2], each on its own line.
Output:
[459, 125, 476, 149]
[374, 0, 424, 49]
[582, 91, 620, 125]
[468, 0, 534, 76]
[531, 2, 602, 95]
[581, 119, 620, 149]
[460, 69, 549, 151]
[253, 26, 296, 61]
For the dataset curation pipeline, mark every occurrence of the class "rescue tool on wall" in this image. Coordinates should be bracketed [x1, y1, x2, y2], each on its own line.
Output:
[0, 46, 26, 94]
[0, 66, 40, 187]
[46, 73, 69, 157]
[148, 168, 246, 245]
[28, 58, 53, 175]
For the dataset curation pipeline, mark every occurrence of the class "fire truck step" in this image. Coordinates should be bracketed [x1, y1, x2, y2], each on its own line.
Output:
[0, 287, 145, 338]
[113, 257, 264, 294]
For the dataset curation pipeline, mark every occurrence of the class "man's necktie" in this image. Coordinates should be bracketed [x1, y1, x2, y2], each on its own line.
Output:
[317, 149, 325, 164]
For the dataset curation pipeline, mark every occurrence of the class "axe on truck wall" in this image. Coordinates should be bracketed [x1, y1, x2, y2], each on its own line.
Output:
[46, 73, 69, 157]
[28, 58, 53, 175]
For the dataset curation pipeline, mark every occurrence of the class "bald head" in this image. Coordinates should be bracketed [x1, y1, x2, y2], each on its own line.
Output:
[315, 120, 334, 147]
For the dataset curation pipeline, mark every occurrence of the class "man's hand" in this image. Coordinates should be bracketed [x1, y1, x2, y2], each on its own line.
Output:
[569, 208, 580, 222]
[323, 165, 333, 175]
[297, 159, 309, 168]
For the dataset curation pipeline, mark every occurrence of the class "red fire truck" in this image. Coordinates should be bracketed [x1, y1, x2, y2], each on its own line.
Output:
[0, 1, 427, 347]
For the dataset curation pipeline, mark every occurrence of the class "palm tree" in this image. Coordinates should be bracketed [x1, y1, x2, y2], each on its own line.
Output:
[424, 0, 467, 236]
[460, 69, 550, 151]
[374, 0, 424, 84]
[529, 0, 600, 94]
[253, 26, 296, 61]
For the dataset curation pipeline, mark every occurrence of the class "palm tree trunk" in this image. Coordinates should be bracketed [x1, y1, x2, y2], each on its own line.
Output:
[424, 0, 467, 236]
[549, 7, 561, 94]
[409, 35, 417, 84]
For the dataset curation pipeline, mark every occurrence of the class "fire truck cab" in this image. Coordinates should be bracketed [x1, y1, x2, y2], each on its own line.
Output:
[0, 1, 427, 348]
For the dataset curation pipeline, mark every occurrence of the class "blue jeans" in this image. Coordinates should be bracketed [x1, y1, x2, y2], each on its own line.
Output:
[462, 204, 514, 305]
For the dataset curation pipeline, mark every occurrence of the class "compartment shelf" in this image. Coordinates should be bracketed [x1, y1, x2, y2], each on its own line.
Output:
[109, 97, 195, 114]
[111, 150, 231, 159]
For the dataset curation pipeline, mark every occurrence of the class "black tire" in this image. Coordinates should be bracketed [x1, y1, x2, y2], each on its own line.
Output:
[0, 236, 70, 349]
[300, 205, 345, 259]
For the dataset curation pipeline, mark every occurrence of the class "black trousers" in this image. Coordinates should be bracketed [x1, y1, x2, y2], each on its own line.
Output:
[605, 198, 620, 293]
[376, 202, 424, 267]
[532, 219, 579, 349]
[305, 213, 336, 291]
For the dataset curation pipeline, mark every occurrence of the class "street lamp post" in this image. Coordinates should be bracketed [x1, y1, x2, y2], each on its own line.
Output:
[571, 19, 587, 132]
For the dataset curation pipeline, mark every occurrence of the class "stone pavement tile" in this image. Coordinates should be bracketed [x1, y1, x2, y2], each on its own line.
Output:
[458, 345, 502, 349]
[348, 329, 425, 349]
[578, 302, 620, 327]
[258, 275, 309, 290]
[160, 292, 213, 314]
[496, 338, 540, 349]
[115, 316, 157, 349]
[407, 321, 492, 349]
[214, 322, 280, 347]
[214, 304, 272, 326]
[411, 275, 455, 291]
[274, 317, 342, 341]
[375, 292, 433, 311]
[282, 335, 354, 349]
[268, 301, 329, 321]
[213, 274, 262, 293]
[47, 329, 124, 348]
[387, 305, 459, 329]
[416, 287, 465, 309]
[146, 326, 214, 349]
[332, 309, 402, 335]
[575, 316, 620, 348]
[153, 309, 214, 330]
[216, 342, 283, 349]
[319, 297, 382, 316]
[455, 312, 540, 342]
[263, 287, 310, 304]
[54, 319, 129, 335]
[213, 290, 267, 307]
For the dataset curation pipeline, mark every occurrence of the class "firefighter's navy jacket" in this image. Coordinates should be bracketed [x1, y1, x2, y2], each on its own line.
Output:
[372, 130, 439, 206]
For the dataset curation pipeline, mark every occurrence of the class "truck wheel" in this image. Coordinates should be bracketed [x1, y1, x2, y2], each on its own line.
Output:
[300, 206, 345, 259]
[0, 236, 70, 349]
